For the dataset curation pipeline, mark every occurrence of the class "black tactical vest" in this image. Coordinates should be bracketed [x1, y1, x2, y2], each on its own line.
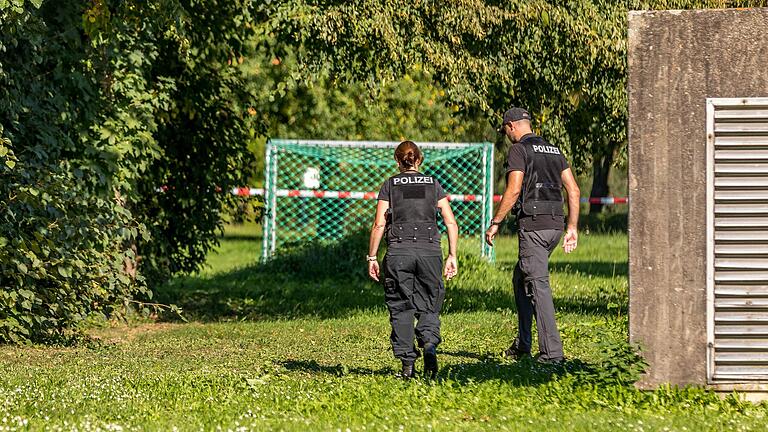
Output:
[385, 172, 442, 254]
[517, 136, 565, 220]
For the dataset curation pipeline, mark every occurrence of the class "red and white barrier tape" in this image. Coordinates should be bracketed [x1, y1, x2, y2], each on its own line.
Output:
[583, 197, 628, 204]
[230, 187, 627, 204]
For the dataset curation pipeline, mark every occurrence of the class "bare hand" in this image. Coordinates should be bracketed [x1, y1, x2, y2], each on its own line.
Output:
[485, 224, 498, 246]
[444, 255, 458, 280]
[563, 227, 578, 254]
[368, 260, 380, 281]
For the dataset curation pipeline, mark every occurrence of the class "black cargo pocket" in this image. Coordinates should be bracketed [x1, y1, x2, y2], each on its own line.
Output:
[384, 278, 409, 313]
[383, 278, 396, 293]
[383, 278, 399, 301]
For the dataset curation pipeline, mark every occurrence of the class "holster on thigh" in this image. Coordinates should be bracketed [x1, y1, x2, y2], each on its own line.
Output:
[384, 277, 414, 313]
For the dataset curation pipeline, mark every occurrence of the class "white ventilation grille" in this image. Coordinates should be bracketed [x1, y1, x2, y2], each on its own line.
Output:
[707, 98, 768, 383]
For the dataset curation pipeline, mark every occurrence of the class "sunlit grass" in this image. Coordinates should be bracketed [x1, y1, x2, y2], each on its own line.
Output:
[0, 222, 766, 431]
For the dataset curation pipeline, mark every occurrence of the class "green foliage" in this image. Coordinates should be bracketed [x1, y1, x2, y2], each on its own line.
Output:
[0, 155, 147, 343]
[249, 52, 493, 142]
[571, 340, 649, 387]
[258, 0, 624, 172]
[0, 3, 149, 342]
[129, 1, 258, 283]
[258, 0, 768, 176]
[243, 49, 494, 186]
[0, 0, 257, 342]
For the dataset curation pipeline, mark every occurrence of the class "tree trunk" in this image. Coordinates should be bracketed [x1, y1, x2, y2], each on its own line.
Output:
[589, 153, 613, 214]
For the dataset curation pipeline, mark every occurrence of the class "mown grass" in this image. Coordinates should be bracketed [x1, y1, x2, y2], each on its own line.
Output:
[1, 222, 767, 431]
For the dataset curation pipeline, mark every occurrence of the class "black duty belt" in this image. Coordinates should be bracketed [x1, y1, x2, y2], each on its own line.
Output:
[521, 200, 564, 220]
[390, 222, 439, 243]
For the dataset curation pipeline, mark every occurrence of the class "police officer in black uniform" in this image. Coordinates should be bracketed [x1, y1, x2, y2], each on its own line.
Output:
[367, 140, 459, 379]
[486, 107, 580, 364]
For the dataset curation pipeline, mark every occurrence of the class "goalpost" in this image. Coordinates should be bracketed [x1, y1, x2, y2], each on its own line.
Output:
[261, 139, 495, 262]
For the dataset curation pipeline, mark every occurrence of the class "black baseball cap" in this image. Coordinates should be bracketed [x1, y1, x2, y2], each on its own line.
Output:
[497, 107, 531, 133]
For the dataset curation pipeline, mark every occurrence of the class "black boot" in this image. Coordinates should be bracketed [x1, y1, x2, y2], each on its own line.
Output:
[423, 343, 438, 379]
[502, 338, 530, 360]
[400, 360, 415, 379]
[534, 353, 566, 365]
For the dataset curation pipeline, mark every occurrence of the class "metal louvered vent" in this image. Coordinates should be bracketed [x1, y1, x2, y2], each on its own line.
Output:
[707, 98, 768, 383]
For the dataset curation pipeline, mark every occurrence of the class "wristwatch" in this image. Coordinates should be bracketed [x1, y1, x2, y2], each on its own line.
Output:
[366, 255, 378, 262]
[489, 220, 502, 226]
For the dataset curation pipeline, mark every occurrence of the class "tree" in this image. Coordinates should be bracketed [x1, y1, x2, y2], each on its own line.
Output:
[244, 47, 495, 186]
[0, 0, 259, 342]
[255, 0, 623, 213]
[257, 0, 768, 212]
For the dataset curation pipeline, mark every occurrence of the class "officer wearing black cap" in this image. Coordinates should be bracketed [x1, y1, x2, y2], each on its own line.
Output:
[367, 140, 459, 379]
[486, 107, 580, 364]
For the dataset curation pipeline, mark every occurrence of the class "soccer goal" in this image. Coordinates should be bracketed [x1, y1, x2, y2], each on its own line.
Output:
[261, 139, 495, 262]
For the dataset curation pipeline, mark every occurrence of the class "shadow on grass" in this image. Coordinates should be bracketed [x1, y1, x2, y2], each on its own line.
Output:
[280, 360, 394, 377]
[155, 231, 626, 321]
[493, 259, 627, 280]
[441, 356, 592, 386]
[278, 354, 592, 387]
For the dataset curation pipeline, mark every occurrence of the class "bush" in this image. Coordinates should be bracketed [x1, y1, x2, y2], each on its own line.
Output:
[0, 152, 146, 343]
[575, 340, 649, 387]
[0, 1, 256, 342]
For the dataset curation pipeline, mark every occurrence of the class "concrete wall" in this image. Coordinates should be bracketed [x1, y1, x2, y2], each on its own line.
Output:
[628, 8, 768, 388]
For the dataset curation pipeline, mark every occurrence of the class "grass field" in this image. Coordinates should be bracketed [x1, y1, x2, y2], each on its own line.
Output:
[1, 224, 767, 431]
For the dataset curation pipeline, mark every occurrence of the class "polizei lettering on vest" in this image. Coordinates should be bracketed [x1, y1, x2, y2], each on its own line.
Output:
[532, 145, 561, 155]
[393, 176, 434, 185]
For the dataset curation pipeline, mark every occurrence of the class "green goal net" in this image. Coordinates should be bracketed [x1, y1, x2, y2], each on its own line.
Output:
[261, 139, 495, 262]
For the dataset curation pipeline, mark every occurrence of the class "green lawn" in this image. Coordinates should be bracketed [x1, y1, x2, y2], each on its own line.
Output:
[1, 225, 766, 431]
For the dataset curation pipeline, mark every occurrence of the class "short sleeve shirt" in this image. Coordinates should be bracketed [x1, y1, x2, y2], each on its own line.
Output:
[505, 135, 569, 174]
[504, 134, 570, 231]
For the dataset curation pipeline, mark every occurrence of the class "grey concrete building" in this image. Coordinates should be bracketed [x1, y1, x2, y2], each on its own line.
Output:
[628, 8, 768, 392]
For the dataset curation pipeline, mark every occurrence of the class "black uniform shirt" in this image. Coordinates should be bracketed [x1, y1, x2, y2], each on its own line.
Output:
[377, 171, 447, 255]
[377, 172, 447, 202]
[505, 133, 569, 231]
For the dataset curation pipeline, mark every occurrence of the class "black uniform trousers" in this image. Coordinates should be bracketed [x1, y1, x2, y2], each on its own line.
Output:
[513, 228, 565, 360]
[382, 253, 445, 362]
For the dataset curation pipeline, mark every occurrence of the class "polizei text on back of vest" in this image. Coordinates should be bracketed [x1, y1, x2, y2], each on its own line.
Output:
[393, 176, 435, 185]
[532, 145, 561, 155]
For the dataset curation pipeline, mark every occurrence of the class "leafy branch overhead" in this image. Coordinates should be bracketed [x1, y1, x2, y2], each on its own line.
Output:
[256, 0, 624, 172]
[257, 0, 767, 173]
